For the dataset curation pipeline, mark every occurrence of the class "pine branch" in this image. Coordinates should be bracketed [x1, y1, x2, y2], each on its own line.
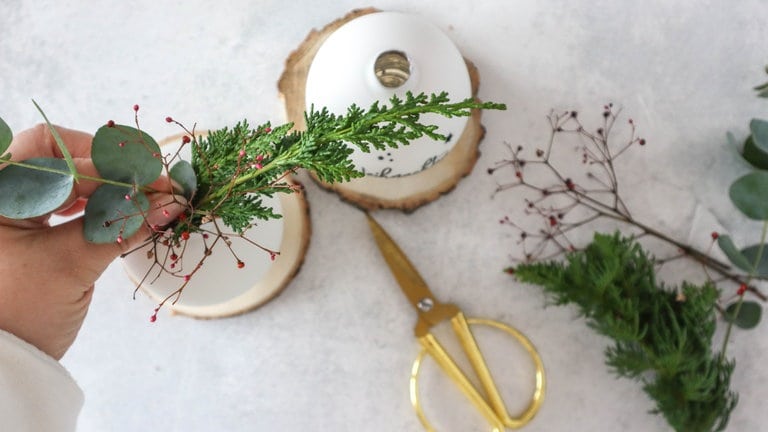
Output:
[513, 233, 737, 432]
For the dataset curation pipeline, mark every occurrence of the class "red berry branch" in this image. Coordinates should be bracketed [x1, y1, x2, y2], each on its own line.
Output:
[489, 104, 767, 305]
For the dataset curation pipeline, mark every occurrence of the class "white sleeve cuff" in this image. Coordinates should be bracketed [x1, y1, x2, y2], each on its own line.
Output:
[0, 329, 83, 432]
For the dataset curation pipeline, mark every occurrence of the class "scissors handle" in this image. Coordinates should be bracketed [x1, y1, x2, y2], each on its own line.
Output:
[413, 312, 545, 430]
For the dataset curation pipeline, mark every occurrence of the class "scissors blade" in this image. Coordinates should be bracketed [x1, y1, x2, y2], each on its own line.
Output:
[365, 213, 437, 312]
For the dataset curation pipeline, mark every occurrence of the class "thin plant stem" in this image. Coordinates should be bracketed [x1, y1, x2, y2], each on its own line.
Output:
[720, 219, 768, 356]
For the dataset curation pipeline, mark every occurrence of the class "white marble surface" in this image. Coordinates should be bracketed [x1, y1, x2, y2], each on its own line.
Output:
[3, 1, 768, 431]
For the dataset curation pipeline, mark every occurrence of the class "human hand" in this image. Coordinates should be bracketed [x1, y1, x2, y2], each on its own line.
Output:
[0, 124, 185, 359]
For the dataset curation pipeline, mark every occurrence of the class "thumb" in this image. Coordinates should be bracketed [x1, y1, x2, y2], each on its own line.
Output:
[45, 193, 187, 283]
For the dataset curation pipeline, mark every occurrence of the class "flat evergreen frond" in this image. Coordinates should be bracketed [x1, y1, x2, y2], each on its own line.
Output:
[184, 92, 504, 235]
[514, 232, 737, 432]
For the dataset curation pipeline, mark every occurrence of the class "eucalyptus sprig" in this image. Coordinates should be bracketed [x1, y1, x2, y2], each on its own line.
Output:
[0, 93, 504, 315]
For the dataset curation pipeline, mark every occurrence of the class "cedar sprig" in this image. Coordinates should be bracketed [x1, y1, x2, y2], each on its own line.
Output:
[513, 233, 737, 432]
[187, 91, 505, 233]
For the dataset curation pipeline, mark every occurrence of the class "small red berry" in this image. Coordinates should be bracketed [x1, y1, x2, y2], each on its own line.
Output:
[239, 150, 246, 158]
[269, 252, 276, 261]
[182, 135, 191, 144]
[237, 261, 245, 269]
[118, 141, 126, 148]
[178, 213, 186, 222]
[170, 253, 178, 261]
[116, 235, 124, 244]
[254, 163, 263, 170]
[737, 284, 747, 296]
[181, 231, 190, 240]
[184, 274, 191, 281]
[256, 154, 264, 162]
[565, 178, 575, 190]
[264, 127, 271, 133]
[639, 139, 646, 146]
[202, 233, 209, 239]
[124, 194, 131, 200]
[133, 104, 139, 112]
[107, 120, 115, 127]
[170, 263, 176, 269]
[549, 216, 557, 227]
[165, 116, 173, 123]
[149, 314, 157, 323]
[711, 232, 719, 240]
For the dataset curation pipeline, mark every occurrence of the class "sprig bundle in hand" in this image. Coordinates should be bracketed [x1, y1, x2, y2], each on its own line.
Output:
[0, 93, 504, 316]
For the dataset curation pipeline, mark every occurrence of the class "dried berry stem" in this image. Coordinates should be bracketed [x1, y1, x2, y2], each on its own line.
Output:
[492, 105, 766, 303]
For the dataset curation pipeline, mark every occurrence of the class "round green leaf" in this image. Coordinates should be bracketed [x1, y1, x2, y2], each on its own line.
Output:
[717, 235, 754, 273]
[740, 244, 768, 277]
[92, 124, 162, 186]
[0, 116, 11, 156]
[742, 136, 768, 169]
[169, 160, 197, 200]
[0, 158, 73, 218]
[725, 301, 762, 329]
[83, 184, 149, 244]
[729, 171, 768, 219]
[750, 118, 768, 151]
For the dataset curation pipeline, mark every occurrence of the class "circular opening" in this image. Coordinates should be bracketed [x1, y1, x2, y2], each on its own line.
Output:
[374, 50, 411, 88]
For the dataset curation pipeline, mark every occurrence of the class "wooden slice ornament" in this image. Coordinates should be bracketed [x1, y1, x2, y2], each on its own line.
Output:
[278, 8, 487, 211]
[122, 133, 311, 319]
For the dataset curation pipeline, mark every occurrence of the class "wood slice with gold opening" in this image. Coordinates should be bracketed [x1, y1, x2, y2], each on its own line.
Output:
[278, 8, 487, 212]
[121, 133, 311, 319]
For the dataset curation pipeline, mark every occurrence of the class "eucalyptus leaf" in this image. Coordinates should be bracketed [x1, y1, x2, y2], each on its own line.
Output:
[92, 124, 162, 186]
[717, 235, 754, 273]
[749, 118, 768, 152]
[83, 184, 149, 243]
[0, 158, 73, 218]
[756, 82, 768, 98]
[725, 301, 762, 329]
[740, 244, 768, 277]
[169, 160, 197, 200]
[742, 136, 768, 170]
[32, 100, 78, 178]
[0, 116, 11, 156]
[729, 171, 768, 219]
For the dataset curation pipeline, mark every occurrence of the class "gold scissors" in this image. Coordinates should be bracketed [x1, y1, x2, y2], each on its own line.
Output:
[365, 213, 545, 431]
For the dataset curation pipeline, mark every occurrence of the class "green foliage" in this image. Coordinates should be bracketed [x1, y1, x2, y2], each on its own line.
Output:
[92, 124, 162, 185]
[83, 184, 149, 243]
[190, 92, 505, 233]
[32, 100, 78, 178]
[739, 243, 768, 276]
[754, 65, 768, 98]
[729, 171, 768, 220]
[0, 92, 504, 243]
[743, 119, 768, 168]
[0, 116, 11, 156]
[725, 301, 762, 329]
[0, 158, 74, 218]
[717, 235, 755, 273]
[169, 160, 197, 200]
[514, 233, 737, 432]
